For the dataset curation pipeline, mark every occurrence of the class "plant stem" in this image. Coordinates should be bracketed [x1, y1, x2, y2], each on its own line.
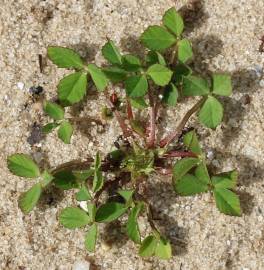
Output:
[104, 92, 132, 138]
[159, 96, 206, 148]
[126, 97, 134, 120]
[163, 151, 197, 158]
[169, 43, 178, 66]
[146, 89, 156, 148]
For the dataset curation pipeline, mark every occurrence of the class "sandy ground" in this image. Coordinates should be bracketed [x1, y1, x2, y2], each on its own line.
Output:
[0, 0, 264, 269]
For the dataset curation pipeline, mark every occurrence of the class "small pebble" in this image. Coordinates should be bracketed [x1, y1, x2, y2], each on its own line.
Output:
[79, 201, 88, 212]
[17, 82, 24, 90]
[259, 79, 264, 87]
[72, 260, 90, 270]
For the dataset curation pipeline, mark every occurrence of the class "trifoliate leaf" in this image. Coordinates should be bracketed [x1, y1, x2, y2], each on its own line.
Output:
[194, 163, 210, 185]
[173, 157, 200, 181]
[47, 46, 84, 69]
[212, 74, 232, 96]
[130, 97, 148, 109]
[58, 72, 87, 105]
[125, 75, 148, 98]
[42, 123, 59, 134]
[178, 39, 193, 63]
[7, 154, 40, 178]
[41, 170, 54, 187]
[58, 120, 73, 144]
[122, 54, 141, 72]
[182, 75, 210, 96]
[198, 96, 223, 129]
[76, 185, 92, 201]
[95, 202, 127, 223]
[87, 64, 108, 92]
[173, 63, 192, 85]
[162, 83, 178, 106]
[140, 26, 177, 51]
[212, 170, 238, 189]
[102, 40, 122, 66]
[53, 170, 78, 190]
[59, 207, 90, 229]
[44, 101, 64, 120]
[102, 66, 128, 83]
[162, 7, 184, 37]
[155, 237, 172, 260]
[147, 64, 173, 86]
[19, 183, 42, 214]
[139, 235, 158, 257]
[183, 130, 202, 154]
[174, 173, 208, 196]
[213, 188, 241, 216]
[146, 51, 166, 66]
[85, 223, 98, 252]
[126, 202, 143, 244]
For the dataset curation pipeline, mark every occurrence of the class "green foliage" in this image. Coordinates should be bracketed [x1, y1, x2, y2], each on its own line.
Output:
[140, 26, 176, 51]
[58, 72, 87, 105]
[147, 64, 173, 86]
[9, 7, 240, 260]
[44, 101, 64, 120]
[162, 7, 184, 37]
[58, 120, 73, 144]
[47, 46, 84, 69]
[7, 154, 40, 178]
[198, 96, 223, 128]
[59, 207, 90, 229]
[19, 183, 42, 214]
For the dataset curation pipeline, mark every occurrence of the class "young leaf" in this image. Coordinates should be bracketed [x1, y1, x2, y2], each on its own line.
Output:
[122, 54, 141, 72]
[182, 75, 210, 96]
[173, 63, 192, 85]
[58, 72, 87, 105]
[59, 207, 90, 229]
[147, 64, 173, 86]
[212, 170, 238, 189]
[213, 188, 241, 216]
[94, 152, 101, 169]
[130, 97, 148, 109]
[19, 183, 42, 214]
[140, 26, 177, 51]
[126, 202, 143, 244]
[7, 154, 40, 178]
[58, 121, 73, 144]
[125, 75, 148, 98]
[174, 173, 208, 196]
[42, 123, 59, 134]
[198, 96, 223, 129]
[118, 189, 134, 204]
[102, 40, 122, 66]
[72, 169, 94, 182]
[183, 130, 202, 154]
[47, 46, 84, 69]
[173, 157, 200, 181]
[146, 51, 166, 66]
[162, 83, 178, 106]
[178, 39, 193, 63]
[139, 235, 158, 257]
[95, 202, 127, 223]
[102, 66, 128, 83]
[44, 101, 64, 120]
[76, 185, 92, 201]
[87, 64, 108, 92]
[53, 170, 79, 190]
[92, 169, 104, 193]
[162, 7, 184, 37]
[212, 74, 232, 96]
[41, 170, 54, 187]
[85, 223, 98, 252]
[155, 237, 172, 260]
[195, 163, 210, 185]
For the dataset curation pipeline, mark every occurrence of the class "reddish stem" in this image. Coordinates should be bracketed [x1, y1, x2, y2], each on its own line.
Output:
[163, 151, 197, 158]
[126, 97, 134, 120]
[146, 89, 156, 148]
[159, 97, 206, 148]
